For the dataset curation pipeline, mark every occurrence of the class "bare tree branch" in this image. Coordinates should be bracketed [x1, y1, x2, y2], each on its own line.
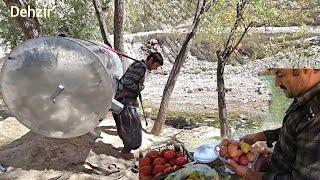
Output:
[229, 22, 254, 56]
[92, 0, 113, 47]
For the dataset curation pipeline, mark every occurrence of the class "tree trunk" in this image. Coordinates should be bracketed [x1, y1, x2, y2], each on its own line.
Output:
[151, 0, 207, 136]
[214, 1, 251, 139]
[216, 52, 231, 138]
[114, 0, 124, 51]
[92, 0, 112, 47]
[114, 0, 127, 66]
[3, 0, 42, 39]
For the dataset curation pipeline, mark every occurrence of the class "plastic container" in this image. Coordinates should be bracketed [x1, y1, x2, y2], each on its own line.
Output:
[193, 144, 218, 164]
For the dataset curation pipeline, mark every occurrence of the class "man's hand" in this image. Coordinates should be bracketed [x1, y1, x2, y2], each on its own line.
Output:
[240, 132, 267, 145]
[225, 159, 263, 180]
[224, 159, 248, 177]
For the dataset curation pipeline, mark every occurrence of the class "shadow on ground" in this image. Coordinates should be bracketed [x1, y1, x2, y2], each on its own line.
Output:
[0, 128, 137, 179]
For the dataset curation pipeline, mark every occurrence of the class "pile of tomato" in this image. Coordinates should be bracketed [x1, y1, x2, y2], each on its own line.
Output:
[139, 148, 188, 180]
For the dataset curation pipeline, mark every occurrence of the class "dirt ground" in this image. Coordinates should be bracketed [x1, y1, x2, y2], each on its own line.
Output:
[0, 111, 225, 180]
[0, 115, 139, 180]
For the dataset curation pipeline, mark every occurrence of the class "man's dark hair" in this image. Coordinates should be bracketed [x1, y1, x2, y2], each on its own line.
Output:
[147, 52, 163, 66]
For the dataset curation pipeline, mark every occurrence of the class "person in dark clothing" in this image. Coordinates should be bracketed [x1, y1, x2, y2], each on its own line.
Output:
[113, 52, 163, 159]
[226, 69, 320, 180]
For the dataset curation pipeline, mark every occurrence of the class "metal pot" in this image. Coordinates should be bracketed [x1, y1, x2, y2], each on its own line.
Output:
[1, 36, 123, 138]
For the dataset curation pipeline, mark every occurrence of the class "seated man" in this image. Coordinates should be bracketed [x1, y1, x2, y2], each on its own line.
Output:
[227, 69, 320, 179]
[113, 52, 163, 160]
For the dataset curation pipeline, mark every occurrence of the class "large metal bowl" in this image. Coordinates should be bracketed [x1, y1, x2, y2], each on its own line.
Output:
[1, 37, 122, 138]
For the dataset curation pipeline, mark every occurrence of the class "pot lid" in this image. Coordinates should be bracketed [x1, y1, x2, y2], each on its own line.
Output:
[1, 37, 115, 138]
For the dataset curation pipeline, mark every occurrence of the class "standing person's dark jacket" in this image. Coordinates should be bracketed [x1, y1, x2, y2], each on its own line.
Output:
[119, 60, 146, 105]
[263, 83, 320, 180]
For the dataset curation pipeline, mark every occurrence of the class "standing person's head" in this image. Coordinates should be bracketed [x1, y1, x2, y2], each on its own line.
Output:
[145, 52, 163, 71]
[274, 68, 320, 98]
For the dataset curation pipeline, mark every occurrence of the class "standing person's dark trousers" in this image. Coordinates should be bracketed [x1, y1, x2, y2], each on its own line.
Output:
[112, 101, 142, 154]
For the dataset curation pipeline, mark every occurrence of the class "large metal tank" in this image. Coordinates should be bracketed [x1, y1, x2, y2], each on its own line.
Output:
[1, 36, 123, 138]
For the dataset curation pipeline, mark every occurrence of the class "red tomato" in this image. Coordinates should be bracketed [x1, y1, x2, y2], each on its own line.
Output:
[169, 159, 176, 166]
[152, 157, 167, 166]
[175, 152, 184, 158]
[152, 165, 166, 175]
[153, 172, 163, 180]
[163, 167, 175, 175]
[160, 148, 171, 157]
[164, 163, 172, 168]
[175, 157, 188, 167]
[163, 150, 175, 161]
[140, 165, 153, 176]
[146, 150, 160, 160]
[139, 157, 151, 167]
[139, 175, 152, 180]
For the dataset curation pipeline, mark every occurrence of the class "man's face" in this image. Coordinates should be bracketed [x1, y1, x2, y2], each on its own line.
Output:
[274, 69, 311, 98]
[146, 58, 161, 71]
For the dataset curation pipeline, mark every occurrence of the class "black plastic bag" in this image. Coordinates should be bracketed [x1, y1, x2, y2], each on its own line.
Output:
[112, 106, 142, 151]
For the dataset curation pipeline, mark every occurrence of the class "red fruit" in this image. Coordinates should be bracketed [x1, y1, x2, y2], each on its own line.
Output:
[153, 157, 167, 166]
[219, 146, 228, 157]
[153, 172, 163, 180]
[152, 165, 166, 175]
[160, 148, 171, 157]
[246, 151, 256, 162]
[239, 155, 249, 166]
[175, 152, 184, 158]
[169, 159, 176, 166]
[139, 175, 152, 180]
[175, 157, 188, 167]
[139, 157, 151, 167]
[140, 165, 153, 176]
[163, 167, 174, 174]
[164, 163, 171, 168]
[163, 150, 175, 161]
[146, 150, 160, 160]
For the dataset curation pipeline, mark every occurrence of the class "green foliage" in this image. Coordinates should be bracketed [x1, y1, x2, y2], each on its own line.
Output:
[0, 1, 25, 49]
[0, 0, 318, 55]
[292, 24, 310, 38]
[0, 0, 100, 49]
[198, 0, 314, 44]
[124, 0, 196, 33]
[144, 104, 262, 129]
[40, 0, 100, 40]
